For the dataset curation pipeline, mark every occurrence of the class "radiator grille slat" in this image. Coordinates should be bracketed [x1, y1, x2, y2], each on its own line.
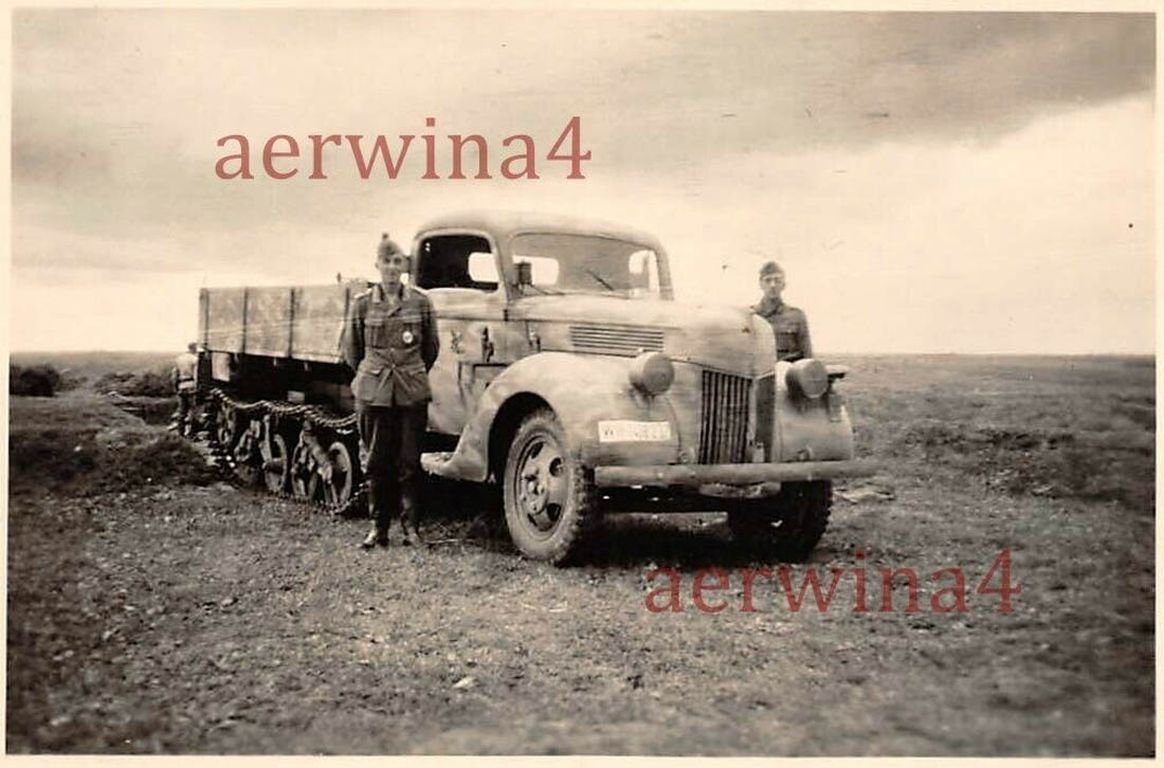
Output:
[699, 371, 752, 464]
[570, 324, 665, 355]
[754, 374, 775, 461]
[737, 376, 750, 456]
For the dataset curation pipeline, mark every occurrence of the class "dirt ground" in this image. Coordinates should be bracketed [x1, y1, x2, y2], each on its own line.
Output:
[6, 354, 1154, 755]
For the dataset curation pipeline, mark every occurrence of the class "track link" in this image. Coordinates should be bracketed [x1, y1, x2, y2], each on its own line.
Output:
[200, 388, 367, 518]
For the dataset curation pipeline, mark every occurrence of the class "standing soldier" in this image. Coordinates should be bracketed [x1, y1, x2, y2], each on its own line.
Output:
[172, 342, 199, 437]
[343, 234, 440, 550]
[752, 260, 813, 362]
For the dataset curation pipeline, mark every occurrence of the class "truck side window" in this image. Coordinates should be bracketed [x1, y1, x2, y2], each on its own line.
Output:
[468, 252, 500, 283]
[628, 249, 659, 295]
[415, 235, 498, 292]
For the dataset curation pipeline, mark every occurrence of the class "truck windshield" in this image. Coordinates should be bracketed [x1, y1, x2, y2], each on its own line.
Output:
[510, 233, 663, 299]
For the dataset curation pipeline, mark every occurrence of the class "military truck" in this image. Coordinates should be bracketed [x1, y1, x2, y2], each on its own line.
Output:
[197, 211, 875, 563]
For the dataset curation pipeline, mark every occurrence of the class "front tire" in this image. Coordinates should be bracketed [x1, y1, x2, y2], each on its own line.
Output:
[502, 408, 596, 565]
[727, 481, 832, 562]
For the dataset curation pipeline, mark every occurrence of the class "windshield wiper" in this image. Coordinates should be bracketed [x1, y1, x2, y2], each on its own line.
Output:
[582, 267, 615, 292]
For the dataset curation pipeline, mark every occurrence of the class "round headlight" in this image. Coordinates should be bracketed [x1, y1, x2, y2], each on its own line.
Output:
[628, 352, 674, 395]
[786, 358, 828, 399]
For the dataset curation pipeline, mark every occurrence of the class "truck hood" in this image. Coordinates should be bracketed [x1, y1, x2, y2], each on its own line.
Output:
[511, 294, 775, 376]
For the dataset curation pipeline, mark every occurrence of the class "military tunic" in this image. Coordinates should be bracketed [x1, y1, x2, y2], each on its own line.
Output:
[753, 296, 813, 362]
[343, 283, 439, 406]
[173, 350, 199, 437]
[342, 283, 439, 534]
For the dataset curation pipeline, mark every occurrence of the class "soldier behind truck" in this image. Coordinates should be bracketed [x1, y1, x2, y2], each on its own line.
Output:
[171, 342, 199, 437]
[752, 260, 813, 362]
[342, 234, 440, 550]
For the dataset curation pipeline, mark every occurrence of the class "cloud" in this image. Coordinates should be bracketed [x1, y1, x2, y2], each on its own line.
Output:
[9, 10, 1155, 353]
[593, 12, 1154, 169]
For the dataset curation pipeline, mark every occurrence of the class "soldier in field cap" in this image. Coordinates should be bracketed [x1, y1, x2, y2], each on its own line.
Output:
[171, 342, 200, 437]
[752, 260, 813, 362]
[342, 233, 440, 550]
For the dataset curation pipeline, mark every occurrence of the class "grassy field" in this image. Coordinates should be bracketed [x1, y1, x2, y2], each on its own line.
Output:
[839, 354, 1155, 509]
[10, 351, 174, 380]
[6, 353, 1154, 755]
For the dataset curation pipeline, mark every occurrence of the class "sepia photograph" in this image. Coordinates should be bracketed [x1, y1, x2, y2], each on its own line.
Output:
[6, 6, 1155, 756]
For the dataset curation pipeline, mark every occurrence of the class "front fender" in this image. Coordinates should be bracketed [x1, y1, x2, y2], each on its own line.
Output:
[433, 352, 679, 482]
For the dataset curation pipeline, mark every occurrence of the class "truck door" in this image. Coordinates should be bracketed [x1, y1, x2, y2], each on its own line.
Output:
[414, 234, 509, 437]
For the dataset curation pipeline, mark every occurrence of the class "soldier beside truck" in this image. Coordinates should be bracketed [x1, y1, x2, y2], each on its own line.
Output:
[171, 342, 200, 438]
[342, 234, 439, 550]
[194, 211, 876, 564]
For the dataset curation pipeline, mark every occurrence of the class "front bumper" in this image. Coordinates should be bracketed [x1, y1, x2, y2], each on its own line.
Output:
[593, 459, 879, 489]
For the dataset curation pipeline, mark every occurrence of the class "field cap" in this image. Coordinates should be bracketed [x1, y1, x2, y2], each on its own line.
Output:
[377, 233, 404, 259]
[759, 260, 784, 278]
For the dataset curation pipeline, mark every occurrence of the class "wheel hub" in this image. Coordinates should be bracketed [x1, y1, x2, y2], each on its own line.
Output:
[515, 439, 567, 533]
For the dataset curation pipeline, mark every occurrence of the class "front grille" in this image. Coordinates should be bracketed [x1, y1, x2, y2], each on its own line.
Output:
[570, 323, 664, 356]
[699, 371, 752, 464]
[754, 373, 775, 461]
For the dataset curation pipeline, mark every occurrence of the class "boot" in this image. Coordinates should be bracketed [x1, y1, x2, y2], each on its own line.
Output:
[360, 524, 389, 550]
[400, 497, 422, 546]
[361, 480, 390, 549]
[401, 524, 422, 547]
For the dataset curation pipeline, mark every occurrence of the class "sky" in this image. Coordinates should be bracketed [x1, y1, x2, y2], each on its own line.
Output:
[9, 9, 1156, 353]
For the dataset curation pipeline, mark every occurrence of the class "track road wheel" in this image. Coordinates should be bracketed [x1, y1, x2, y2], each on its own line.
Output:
[216, 403, 238, 450]
[262, 433, 290, 494]
[727, 480, 832, 562]
[321, 440, 355, 507]
[232, 422, 264, 487]
[290, 442, 318, 502]
[233, 448, 262, 486]
[502, 408, 596, 565]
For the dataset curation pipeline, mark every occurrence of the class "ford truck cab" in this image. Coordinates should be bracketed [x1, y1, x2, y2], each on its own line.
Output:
[412, 211, 875, 563]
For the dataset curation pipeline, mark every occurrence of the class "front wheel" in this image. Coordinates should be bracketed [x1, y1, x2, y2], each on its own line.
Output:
[502, 408, 597, 565]
[727, 481, 832, 562]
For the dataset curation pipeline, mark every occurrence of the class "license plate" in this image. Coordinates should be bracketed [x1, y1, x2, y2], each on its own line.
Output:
[597, 420, 672, 443]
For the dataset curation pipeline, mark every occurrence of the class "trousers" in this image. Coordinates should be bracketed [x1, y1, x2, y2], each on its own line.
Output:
[356, 401, 427, 532]
[176, 390, 195, 437]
